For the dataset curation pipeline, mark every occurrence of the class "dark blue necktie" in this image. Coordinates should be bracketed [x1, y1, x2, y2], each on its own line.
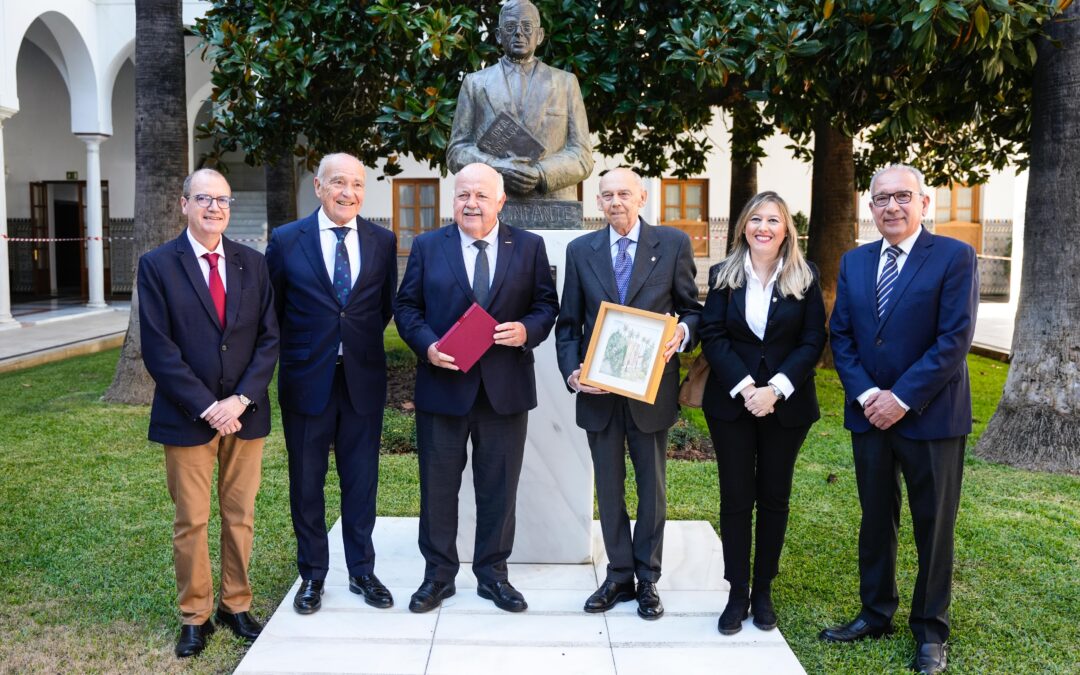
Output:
[473, 240, 490, 307]
[614, 237, 632, 304]
[876, 245, 902, 318]
[332, 227, 352, 306]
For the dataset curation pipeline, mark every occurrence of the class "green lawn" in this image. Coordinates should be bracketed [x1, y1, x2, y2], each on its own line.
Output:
[0, 340, 1076, 673]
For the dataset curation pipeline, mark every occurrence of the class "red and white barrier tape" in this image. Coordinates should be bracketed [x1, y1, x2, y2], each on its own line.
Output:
[1, 234, 267, 243]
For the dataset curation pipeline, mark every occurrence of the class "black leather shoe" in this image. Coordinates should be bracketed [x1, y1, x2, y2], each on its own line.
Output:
[215, 608, 262, 641]
[293, 579, 325, 615]
[350, 573, 394, 609]
[477, 580, 528, 613]
[583, 580, 636, 613]
[175, 621, 214, 658]
[636, 581, 664, 620]
[718, 584, 750, 635]
[913, 642, 948, 674]
[750, 583, 777, 631]
[819, 616, 896, 642]
[409, 579, 456, 613]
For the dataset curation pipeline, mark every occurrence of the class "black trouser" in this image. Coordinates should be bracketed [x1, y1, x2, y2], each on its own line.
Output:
[706, 411, 809, 585]
[283, 364, 383, 580]
[588, 398, 668, 584]
[852, 429, 965, 644]
[415, 385, 528, 585]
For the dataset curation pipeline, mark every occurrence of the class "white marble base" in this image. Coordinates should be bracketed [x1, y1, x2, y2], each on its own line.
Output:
[236, 517, 805, 675]
[456, 230, 596, 564]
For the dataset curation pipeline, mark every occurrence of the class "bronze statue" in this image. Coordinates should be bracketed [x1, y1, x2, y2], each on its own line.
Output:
[447, 0, 594, 200]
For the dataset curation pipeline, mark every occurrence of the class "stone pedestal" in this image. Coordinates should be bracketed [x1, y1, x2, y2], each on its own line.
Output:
[498, 198, 583, 230]
[455, 228, 595, 564]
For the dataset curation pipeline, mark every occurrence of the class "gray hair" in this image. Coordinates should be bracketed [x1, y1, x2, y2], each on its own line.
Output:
[869, 163, 926, 196]
[316, 152, 363, 182]
[182, 168, 227, 196]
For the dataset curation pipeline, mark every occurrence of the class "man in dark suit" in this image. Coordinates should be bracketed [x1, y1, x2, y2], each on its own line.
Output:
[395, 162, 559, 613]
[139, 168, 279, 657]
[822, 164, 979, 675]
[446, 0, 593, 199]
[555, 167, 702, 620]
[265, 153, 398, 615]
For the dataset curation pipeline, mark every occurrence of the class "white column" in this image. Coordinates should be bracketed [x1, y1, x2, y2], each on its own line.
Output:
[0, 107, 19, 329]
[77, 133, 109, 309]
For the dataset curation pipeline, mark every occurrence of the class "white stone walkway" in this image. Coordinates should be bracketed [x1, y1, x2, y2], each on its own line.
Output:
[237, 517, 804, 675]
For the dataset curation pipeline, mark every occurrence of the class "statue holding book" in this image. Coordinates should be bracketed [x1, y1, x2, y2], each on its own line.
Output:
[447, 0, 594, 204]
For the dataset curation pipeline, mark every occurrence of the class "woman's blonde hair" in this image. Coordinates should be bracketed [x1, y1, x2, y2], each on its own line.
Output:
[712, 191, 815, 299]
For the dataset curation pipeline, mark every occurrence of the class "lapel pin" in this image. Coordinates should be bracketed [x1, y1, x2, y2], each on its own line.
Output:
[650, 256, 656, 262]
[772, 297, 778, 303]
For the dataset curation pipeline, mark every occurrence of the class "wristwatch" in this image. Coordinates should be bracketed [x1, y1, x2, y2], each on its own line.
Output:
[769, 384, 785, 400]
[237, 393, 252, 407]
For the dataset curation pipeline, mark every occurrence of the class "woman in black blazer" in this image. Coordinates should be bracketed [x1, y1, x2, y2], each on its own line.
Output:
[699, 191, 826, 635]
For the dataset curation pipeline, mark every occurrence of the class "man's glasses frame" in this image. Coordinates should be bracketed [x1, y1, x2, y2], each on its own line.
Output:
[186, 194, 235, 209]
[870, 190, 919, 208]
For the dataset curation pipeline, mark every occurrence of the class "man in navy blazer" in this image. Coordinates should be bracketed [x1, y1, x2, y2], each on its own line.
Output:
[265, 153, 398, 614]
[822, 164, 979, 675]
[395, 163, 558, 614]
[139, 169, 279, 657]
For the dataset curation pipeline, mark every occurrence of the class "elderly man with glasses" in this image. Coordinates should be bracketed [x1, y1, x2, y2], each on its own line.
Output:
[138, 168, 279, 658]
[446, 0, 593, 199]
[822, 164, 979, 674]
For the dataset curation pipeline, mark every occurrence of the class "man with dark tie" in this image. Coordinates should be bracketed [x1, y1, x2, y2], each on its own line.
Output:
[265, 153, 398, 615]
[138, 168, 279, 657]
[822, 164, 979, 675]
[394, 162, 559, 613]
[555, 167, 701, 620]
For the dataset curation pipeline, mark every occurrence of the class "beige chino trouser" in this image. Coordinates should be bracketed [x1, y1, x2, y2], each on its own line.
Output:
[165, 435, 264, 625]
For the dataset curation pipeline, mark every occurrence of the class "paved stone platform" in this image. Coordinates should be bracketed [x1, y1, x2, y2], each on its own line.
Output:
[237, 517, 805, 675]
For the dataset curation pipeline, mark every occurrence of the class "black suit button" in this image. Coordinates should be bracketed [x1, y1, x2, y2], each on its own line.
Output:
[221, 344, 228, 351]
[219, 378, 225, 385]
[875, 338, 883, 346]
[340, 311, 346, 318]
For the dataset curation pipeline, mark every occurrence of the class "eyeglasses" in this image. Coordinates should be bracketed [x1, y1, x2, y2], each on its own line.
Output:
[870, 190, 918, 208]
[500, 21, 536, 36]
[186, 194, 235, 209]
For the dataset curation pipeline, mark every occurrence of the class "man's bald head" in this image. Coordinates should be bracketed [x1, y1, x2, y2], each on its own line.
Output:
[453, 163, 507, 239]
[597, 168, 648, 236]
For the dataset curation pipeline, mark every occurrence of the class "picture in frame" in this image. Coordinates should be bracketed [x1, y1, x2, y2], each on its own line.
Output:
[580, 301, 678, 404]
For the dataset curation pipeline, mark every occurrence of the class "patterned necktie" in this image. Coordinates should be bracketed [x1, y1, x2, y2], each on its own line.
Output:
[202, 252, 226, 329]
[614, 237, 632, 304]
[473, 240, 490, 307]
[332, 227, 352, 306]
[876, 245, 903, 318]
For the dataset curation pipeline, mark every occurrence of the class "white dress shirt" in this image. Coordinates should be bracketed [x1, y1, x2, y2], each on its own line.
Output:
[187, 228, 226, 418]
[727, 253, 795, 400]
[856, 228, 923, 410]
[459, 223, 500, 288]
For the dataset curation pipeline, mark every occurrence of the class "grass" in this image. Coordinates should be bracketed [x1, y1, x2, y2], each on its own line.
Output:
[0, 337, 1076, 673]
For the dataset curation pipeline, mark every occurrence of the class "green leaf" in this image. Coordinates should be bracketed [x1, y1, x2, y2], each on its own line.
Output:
[974, 6, 990, 38]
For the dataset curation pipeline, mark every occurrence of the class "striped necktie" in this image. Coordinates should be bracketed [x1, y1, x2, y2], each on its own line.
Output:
[614, 237, 632, 304]
[876, 245, 903, 318]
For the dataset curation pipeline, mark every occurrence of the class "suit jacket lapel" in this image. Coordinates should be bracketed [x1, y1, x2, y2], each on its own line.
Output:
[877, 228, 933, 332]
[222, 238, 242, 337]
[299, 214, 337, 300]
[486, 223, 514, 303]
[623, 221, 661, 305]
[732, 282, 748, 325]
[348, 218, 377, 305]
[441, 225, 474, 299]
[862, 242, 880, 324]
[586, 227, 620, 303]
[176, 233, 224, 331]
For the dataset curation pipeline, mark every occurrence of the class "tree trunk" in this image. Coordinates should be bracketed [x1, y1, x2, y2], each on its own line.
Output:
[976, 3, 1080, 474]
[806, 120, 856, 368]
[103, 0, 189, 404]
[727, 99, 760, 254]
[265, 152, 298, 232]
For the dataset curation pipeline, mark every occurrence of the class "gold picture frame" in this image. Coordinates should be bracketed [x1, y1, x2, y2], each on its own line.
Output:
[580, 301, 678, 404]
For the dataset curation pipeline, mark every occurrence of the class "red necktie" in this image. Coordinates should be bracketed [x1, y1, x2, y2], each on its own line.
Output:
[203, 252, 226, 329]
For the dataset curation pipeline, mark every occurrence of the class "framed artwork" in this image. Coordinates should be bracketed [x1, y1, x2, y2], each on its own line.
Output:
[580, 301, 677, 404]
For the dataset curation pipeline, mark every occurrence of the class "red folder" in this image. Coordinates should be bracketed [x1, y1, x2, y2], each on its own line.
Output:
[436, 303, 498, 373]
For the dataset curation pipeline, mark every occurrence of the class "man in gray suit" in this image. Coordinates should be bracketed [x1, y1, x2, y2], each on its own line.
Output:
[556, 168, 702, 620]
[446, 0, 593, 200]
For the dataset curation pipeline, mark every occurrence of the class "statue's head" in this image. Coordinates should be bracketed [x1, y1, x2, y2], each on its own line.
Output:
[498, 0, 545, 62]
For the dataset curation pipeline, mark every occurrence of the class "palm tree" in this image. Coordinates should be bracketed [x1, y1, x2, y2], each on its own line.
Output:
[977, 2, 1080, 472]
[104, 0, 189, 404]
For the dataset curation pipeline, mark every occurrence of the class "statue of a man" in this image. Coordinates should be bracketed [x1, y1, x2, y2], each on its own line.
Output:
[447, 0, 594, 200]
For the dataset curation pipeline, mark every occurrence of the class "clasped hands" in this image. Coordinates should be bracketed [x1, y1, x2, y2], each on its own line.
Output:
[863, 389, 906, 430]
[491, 158, 541, 194]
[427, 322, 528, 370]
[202, 395, 248, 435]
[741, 384, 778, 417]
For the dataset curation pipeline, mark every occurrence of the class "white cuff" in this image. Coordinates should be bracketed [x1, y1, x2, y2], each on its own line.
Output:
[730, 375, 755, 399]
[200, 401, 218, 418]
[856, 387, 881, 407]
[768, 373, 795, 400]
[676, 322, 691, 352]
[892, 393, 910, 411]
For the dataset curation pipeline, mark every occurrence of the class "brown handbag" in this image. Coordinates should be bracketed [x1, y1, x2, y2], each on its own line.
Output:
[678, 353, 711, 408]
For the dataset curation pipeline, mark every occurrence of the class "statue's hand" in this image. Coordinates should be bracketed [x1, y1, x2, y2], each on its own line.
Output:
[491, 158, 541, 194]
